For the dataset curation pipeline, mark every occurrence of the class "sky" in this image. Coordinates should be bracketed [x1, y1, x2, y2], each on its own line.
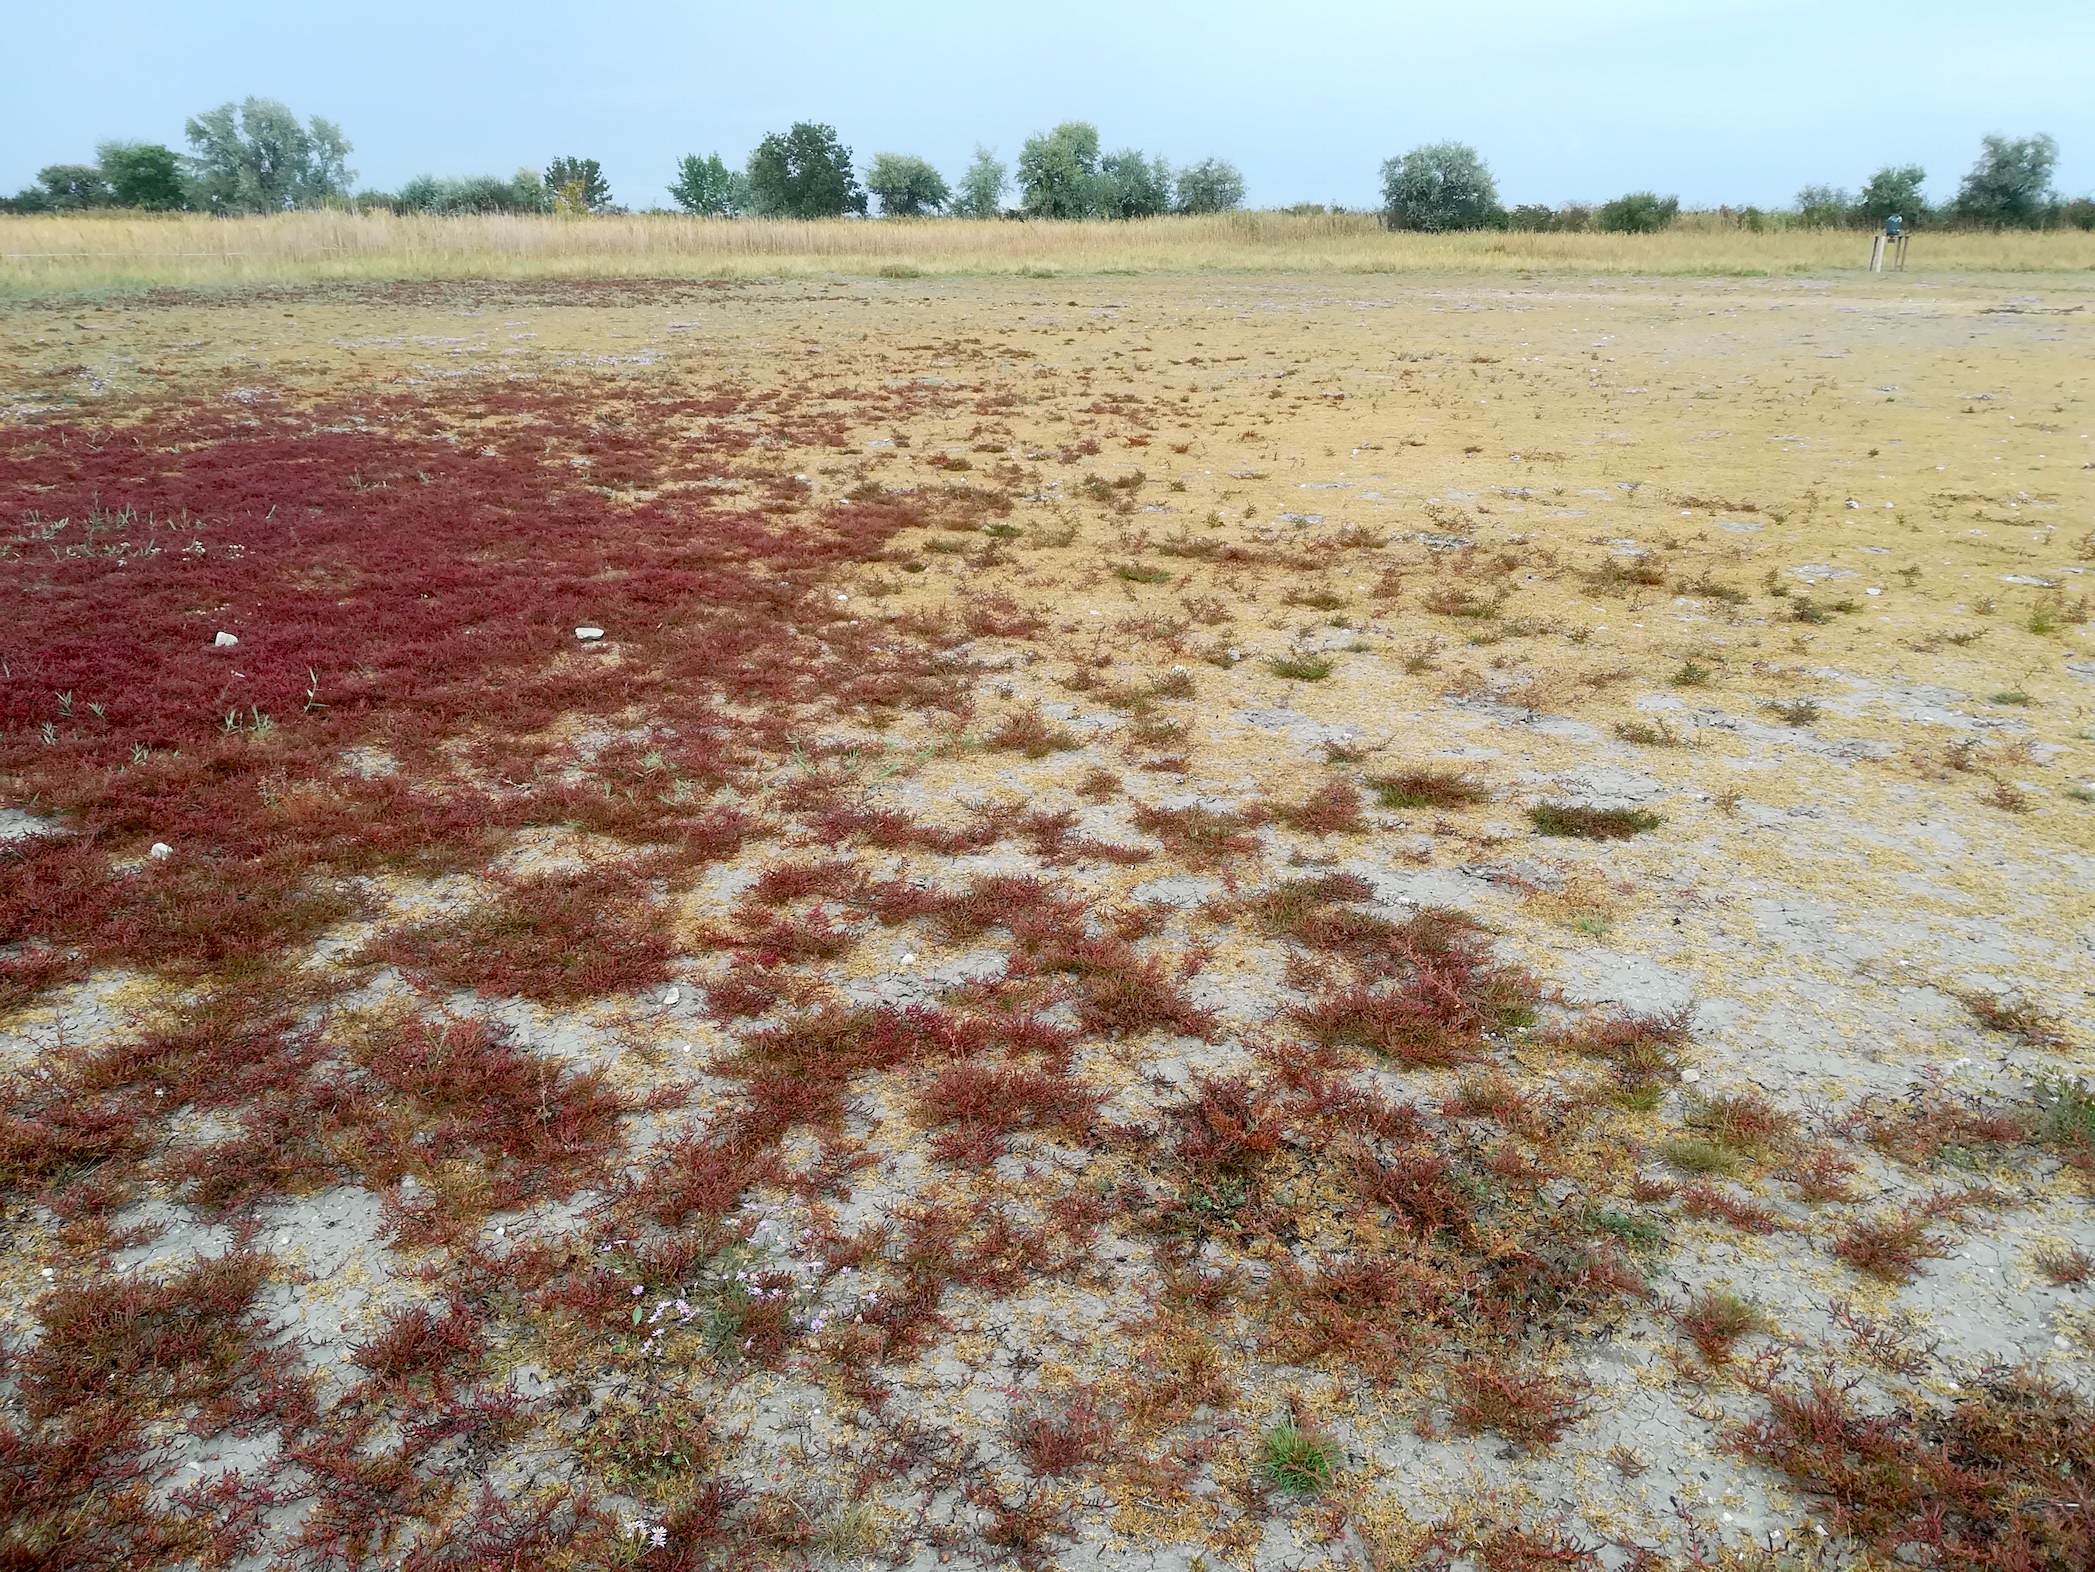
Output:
[5, 0, 2092, 211]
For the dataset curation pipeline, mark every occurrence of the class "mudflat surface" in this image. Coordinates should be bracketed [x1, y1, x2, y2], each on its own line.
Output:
[2, 270, 2092, 1569]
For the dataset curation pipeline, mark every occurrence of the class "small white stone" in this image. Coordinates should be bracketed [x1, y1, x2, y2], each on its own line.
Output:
[148, 842, 174, 860]
[575, 627, 605, 641]
[212, 630, 239, 647]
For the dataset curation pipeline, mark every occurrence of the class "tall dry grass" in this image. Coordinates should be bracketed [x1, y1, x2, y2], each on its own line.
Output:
[4, 209, 2093, 294]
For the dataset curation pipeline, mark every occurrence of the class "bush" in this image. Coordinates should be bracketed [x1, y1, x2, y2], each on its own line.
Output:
[184, 98, 353, 213]
[395, 171, 548, 214]
[543, 156, 611, 213]
[1794, 183, 1853, 227]
[866, 152, 949, 217]
[1018, 122, 1101, 219]
[1174, 158, 1245, 214]
[1597, 192, 1680, 233]
[952, 145, 1007, 218]
[1380, 141, 1502, 231]
[1506, 203, 1592, 232]
[1955, 132, 2058, 228]
[1097, 149, 1171, 219]
[668, 152, 743, 216]
[745, 123, 864, 218]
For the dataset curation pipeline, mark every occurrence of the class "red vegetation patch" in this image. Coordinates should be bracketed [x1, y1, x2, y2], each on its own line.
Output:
[0, 1250, 300, 1571]
[0, 385, 939, 988]
[1128, 801, 1262, 866]
[166, 1015, 648, 1220]
[917, 1062, 1100, 1166]
[1008, 1385, 1116, 1475]
[1445, 1358, 1593, 1451]
[365, 867, 673, 1002]
[1265, 779, 1366, 835]
[1287, 907, 1541, 1067]
[1735, 1366, 2095, 1569]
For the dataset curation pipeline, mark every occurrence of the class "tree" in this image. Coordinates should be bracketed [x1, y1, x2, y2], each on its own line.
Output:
[1097, 149, 1171, 219]
[1174, 158, 1246, 215]
[96, 143, 185, 209]
[668, 153, 742, 216]
[1853, 164, 1927, 228]
[1017, 122, 1101, 219]
[1597, 192, 1680, 233]
[544, 157, 611, 214]
[952, 146, 1008, 219]
[1955, 133, 2057, 228]
[866, 153, 949, 217]
[744, 123, 864, 218]
[184, 98, 353, 213]
[1380, 142, 1502, 231]
[32, 164, 113, 210]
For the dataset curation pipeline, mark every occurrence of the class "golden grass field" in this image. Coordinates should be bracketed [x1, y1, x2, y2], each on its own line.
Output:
[2, 262, 2094, 1569]
[6, 208, 2095, 294]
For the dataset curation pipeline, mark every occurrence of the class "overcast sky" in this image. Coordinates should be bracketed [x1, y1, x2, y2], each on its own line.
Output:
[5, 0, 2091, 210]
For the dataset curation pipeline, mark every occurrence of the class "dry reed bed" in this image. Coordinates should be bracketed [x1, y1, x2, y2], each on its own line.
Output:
[5, 209, 2095, 293]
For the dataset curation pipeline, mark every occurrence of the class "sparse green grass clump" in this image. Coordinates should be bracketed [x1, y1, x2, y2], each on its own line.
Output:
[1658, 1136, 1743, 1175]
[1528, 803, 1662, 839]
[1258, 1421, 1340, 1497]
[1268, 651, 1334, 681]
[1763, 698, 1821, 727]
[1613, 719, 1683, 747]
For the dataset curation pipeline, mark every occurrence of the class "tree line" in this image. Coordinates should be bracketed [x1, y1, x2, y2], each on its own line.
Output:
[4, 97, 2087, 234]
[1381, 135, 2088, 233]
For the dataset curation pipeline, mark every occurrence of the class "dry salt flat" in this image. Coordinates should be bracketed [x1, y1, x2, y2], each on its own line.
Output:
[0, 267, 2091, 1569]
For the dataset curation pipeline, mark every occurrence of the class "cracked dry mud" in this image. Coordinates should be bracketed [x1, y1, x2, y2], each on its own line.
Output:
[2, 268, 2093, 1570]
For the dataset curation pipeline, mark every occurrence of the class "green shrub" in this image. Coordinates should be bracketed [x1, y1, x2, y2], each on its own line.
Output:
[1597, 192, 1680, 233]
[396, 172, 548, 214]
[1174, 158, 1245, 214]
[744, 124, 863, 218]
[668, 153, 743, 216]
[867, 153, 949, 217]
[543, 156, 611, 213]
[1017, 122, 1100, 219]
[1097, 149, 1171, 219]
[1955, 133, 2057, 229]
[1380, 142, 1503, 231]
[952, 146, 1008, 218]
